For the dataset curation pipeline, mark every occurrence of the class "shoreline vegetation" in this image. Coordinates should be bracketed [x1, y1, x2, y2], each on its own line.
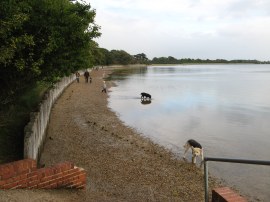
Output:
[150, 57, 270, 65]
[150, 62, 270, 65]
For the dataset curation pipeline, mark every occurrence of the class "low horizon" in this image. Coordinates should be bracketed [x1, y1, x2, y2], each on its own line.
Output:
[89, 0, 270, 61]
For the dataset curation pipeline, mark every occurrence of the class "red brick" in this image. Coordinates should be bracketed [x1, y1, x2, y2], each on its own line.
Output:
[51, 183, 57, 188]
[1, 172, 14, 180]
[11, 184, 21, 189]
[78, 173, 86, 180]
[40, 175, 53, 182]
[0, 159, 35, 179]
[14, 161, 28, 174]
[225, 195, 247, 202]
[10, 175, 20, 182]
[0, 164, 13, 174]
[27, 171, 38, 178]
[56, 180, 64, 187]
[45, 168, 54, 176]
[38, 181, 50, 188]
[3, 181, 18, 189]
[20, 183, 28, 188]
[213, 187, 231, 194]
[69, 167, 80, 173]
[19, 173, 28, 180]
[17, 178, 28, 186]
[17, 169, 31, 176]
[27, 180, 39, 187]
[0, 160, 86, 190]
[62, 168, 79, 177]
[46, 178, 59, 186]
[51, 172, 62, 179]
[60, 179, 69, 186]
[0, 180, 6, 187]
[37, 170, 47, 179]
[66, 172, 81, 180]
[27, 159, 37, 170]
[7, 177, 16, 184]
[212, 187, 247, 202]
[72, 182, 82, 186]
[54, 162, 74, 172]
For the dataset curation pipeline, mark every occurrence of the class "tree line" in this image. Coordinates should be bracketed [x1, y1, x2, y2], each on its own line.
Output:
[0, 0, 149, 106]
[1, 0, 269, 106]
[151, 56, 270, 64]
[0, 0, 101, 105]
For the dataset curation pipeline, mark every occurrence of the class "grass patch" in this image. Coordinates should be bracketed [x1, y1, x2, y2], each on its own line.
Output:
[0, 81, 50, 164]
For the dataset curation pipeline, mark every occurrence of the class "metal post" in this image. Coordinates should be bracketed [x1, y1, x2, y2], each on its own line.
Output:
[204, 160, 209, 202]
[203, 157, 270, 202]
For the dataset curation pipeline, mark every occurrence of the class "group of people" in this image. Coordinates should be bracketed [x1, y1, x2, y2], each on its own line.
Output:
[75, 70, 107, 93]
[75, 70, 92, 83]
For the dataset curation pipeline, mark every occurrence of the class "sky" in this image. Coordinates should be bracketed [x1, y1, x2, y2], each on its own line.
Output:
[86, 0, 270, 61]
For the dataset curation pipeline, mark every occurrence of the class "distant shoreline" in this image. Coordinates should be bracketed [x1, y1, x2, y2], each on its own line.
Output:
[149, 62, 270, 65]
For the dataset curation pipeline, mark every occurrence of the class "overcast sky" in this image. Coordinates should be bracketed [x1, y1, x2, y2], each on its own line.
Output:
[87, 0, 270, 61]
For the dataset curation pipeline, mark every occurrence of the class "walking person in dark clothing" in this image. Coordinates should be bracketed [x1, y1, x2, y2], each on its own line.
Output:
[84, 70, 90, 83]
[75, 71, 80, 83]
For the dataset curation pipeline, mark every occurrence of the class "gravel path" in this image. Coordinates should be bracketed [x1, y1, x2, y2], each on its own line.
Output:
[0, 67, 219, 202]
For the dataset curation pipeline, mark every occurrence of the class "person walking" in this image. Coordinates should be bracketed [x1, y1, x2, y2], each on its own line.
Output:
[84, 70, 90, 83]
[75, 71, 80, 83]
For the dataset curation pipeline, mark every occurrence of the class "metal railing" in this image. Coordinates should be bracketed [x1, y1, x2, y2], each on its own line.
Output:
[204, 157, 270, 202]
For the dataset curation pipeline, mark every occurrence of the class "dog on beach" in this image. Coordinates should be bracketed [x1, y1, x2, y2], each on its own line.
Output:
[141, 92, 151, 100]
[183, 139, 204, 164]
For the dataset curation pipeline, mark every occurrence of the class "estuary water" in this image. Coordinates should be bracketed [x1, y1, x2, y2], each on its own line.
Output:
[107, 64, 270, 201]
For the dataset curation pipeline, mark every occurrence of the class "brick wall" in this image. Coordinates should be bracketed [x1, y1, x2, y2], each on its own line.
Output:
[0, 159, 86, 189]
[212, 187, 247, 202]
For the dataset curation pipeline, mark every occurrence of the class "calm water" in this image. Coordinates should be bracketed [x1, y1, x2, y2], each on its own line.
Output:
[108, 64, 270, 201]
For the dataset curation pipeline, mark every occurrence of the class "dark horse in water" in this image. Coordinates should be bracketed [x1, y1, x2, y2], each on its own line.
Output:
[141, 92, 151, 100]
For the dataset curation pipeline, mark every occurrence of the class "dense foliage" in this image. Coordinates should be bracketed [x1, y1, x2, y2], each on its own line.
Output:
[95, 50, 269, 66]
[95, 49, 149, 66]
[0, 0, 100, 105]
[151, 56, 269, 64]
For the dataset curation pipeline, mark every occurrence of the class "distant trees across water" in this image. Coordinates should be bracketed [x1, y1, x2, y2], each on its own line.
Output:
[95, 50, 270, 66]
[151, 57, 270, 64]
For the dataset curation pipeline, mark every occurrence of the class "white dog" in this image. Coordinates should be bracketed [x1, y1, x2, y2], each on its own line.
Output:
[183, 139, 204, 164]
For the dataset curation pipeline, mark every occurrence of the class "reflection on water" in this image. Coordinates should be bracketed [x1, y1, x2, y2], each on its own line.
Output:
[141, 100, 151, 105]
[108, 64, 270, 201]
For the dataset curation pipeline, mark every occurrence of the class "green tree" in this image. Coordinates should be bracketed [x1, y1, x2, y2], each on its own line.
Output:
[0, 0, 101, 105]
[133, 53, 149, 64]
[0, 0, 36, 105]
[109, 50, 133, 65]
[167, 56, 178, 64]
[97, 48, 111, 66]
